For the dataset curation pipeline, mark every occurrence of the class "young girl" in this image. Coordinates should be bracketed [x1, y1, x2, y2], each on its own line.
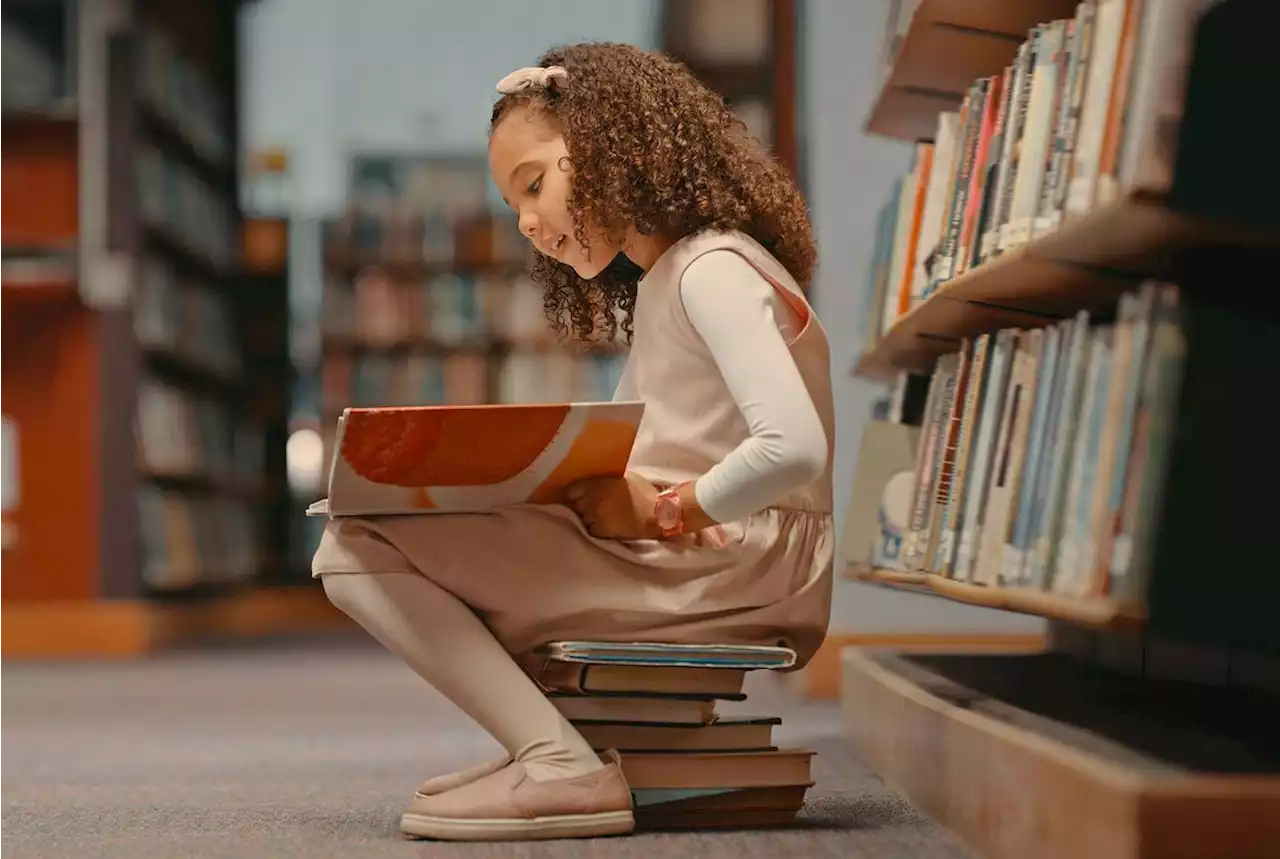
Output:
[314, 42, 835, 842]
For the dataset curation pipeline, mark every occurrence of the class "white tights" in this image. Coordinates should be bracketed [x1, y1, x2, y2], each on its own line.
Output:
[322, 571, 604, 782]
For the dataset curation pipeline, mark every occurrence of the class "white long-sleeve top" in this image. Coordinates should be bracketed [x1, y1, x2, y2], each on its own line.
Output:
[672, 250, 828, 523]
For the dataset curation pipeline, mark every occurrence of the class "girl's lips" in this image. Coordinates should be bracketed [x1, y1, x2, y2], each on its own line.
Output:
[541, 234, 566, 257]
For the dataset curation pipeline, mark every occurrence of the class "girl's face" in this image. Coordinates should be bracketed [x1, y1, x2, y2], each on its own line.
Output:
[488, 107, 615, 279]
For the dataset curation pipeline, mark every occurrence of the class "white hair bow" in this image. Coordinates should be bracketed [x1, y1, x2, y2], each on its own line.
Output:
[496, 65, 568, 95]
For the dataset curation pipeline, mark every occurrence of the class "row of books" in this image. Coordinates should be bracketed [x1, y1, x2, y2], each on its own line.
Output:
[866, 0, 1205, 343]
[896, 281, 1185, 606]
[135, 253, 239, 380]
[137, 143, 237, 273]
[325, 208, 528, 269]
[322, 270, 553, 348]
[137, 24, 231, 169]
[346, 154, 491, 219]
[320, 350, 627, 414]
[137, 487, 260, 591]
[136, 378, 266, 486]
[498, 351, 627, 405]
[322, 352, 489, 411]
[529, 640, 813, 829]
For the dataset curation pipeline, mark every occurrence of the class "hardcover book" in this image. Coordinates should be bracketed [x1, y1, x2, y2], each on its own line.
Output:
[308, 401, 644, 517]
[537, 640, 797, 670]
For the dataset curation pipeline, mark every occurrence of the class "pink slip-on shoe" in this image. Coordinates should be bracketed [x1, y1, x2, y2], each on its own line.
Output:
[414, 755, 512, 798]
[400, 751, 634, 842]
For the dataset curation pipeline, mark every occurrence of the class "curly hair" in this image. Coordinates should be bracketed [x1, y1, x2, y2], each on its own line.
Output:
[489, 42, 816, 344]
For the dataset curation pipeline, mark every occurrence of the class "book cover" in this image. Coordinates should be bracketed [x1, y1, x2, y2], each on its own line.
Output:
[550, 694, 719, 726]
[534, 661, 748, 699]
[953, 328, 1016, 581]
[310, 400, 644, 517]
[612, 747, 814, 791]
[575, 716, 781, 754]
[538, 641, 797, 670]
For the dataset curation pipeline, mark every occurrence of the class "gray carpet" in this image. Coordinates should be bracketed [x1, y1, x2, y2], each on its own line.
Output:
[2, 634, 971, 858]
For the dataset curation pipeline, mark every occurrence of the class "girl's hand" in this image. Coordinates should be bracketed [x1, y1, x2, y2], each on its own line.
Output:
[564, 472, 661, 540]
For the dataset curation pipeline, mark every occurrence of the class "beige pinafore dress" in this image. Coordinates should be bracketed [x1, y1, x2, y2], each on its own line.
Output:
[312, 229, 836, 670]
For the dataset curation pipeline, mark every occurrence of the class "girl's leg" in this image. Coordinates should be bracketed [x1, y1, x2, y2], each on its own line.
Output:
[320, 570, 603, 783]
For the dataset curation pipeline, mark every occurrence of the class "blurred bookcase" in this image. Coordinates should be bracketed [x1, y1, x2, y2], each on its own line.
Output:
[3, 0, 344, 658]
[661, 0, 799, 177]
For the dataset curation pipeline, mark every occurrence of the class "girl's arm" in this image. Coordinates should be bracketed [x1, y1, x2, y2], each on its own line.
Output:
[677, 250, 828, 524]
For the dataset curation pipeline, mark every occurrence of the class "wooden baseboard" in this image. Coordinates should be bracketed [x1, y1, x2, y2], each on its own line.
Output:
[2, 585, 354, 658]
[784, 630, 1048, 700]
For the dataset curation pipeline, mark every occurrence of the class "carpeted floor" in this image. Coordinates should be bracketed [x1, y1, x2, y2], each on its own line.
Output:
[2, 634, 971, 858]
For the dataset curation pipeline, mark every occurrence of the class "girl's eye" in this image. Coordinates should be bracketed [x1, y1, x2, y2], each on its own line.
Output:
[528, 176, 542, 195]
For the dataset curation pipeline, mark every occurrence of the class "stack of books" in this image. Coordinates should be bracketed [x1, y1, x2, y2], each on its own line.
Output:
[527, 640, 816, 830]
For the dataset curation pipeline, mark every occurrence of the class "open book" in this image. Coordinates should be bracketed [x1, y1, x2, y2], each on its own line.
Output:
[307, 401, 644, 517]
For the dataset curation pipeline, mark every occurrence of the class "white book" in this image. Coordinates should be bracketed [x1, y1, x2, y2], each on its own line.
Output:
[882, 160, 922, 334]
[1028, 312, 1090, 590]
[1053, 330, 1111, 595]
[911, 113, 958, 307]
[1082, 296, 1139, 591]
[953, 331, 1015, 581]
[973, 332, 1037, 586]
[1007, 22, 1067, 250]
[1115, 0, 1214, 198]
[1065, 0, 1130, 216]
[992, 42, 1036, 253]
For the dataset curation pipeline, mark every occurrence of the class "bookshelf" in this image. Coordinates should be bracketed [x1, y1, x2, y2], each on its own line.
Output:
[854, 192, 1276, 380]
[3, 0, 343, 658]
[661, 0, 799, 177]
[842, 1, 1280, 857]
[866, 0, 1084, 141]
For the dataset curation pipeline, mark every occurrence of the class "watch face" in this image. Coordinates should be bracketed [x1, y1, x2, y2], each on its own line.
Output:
[656, 493, 680, 529]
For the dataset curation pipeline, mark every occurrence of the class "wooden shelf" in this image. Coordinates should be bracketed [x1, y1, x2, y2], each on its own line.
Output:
[847, 564, 1146, 631]
[866, 0, 1082, 141]
[849, 566, 930, 588]
[2, 585, 353, 658]
[1, 274, 78, 305]
[853, 192, 1272, 380]
[842, 648, 1280, 859]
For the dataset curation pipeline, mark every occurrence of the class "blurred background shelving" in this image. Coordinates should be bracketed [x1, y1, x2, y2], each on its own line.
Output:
[2, 0, 311, 655]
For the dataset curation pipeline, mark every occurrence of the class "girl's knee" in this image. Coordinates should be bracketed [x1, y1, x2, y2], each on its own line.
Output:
[321, 573, 376, 618]
[321, 571, 418, 622]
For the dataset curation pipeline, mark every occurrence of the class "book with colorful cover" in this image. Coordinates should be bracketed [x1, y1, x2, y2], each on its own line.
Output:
[538, 641, 798, 670]
[308, 401, 645, 517]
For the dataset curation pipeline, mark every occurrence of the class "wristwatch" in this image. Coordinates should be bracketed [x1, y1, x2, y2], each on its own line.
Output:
[654, 484, 687, 537]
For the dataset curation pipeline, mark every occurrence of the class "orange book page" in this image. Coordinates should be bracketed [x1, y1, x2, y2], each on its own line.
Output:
[325, 401, 644, 515]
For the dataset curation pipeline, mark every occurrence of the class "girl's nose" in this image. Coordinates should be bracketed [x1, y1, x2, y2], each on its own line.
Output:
[519, 212, 538, 239]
